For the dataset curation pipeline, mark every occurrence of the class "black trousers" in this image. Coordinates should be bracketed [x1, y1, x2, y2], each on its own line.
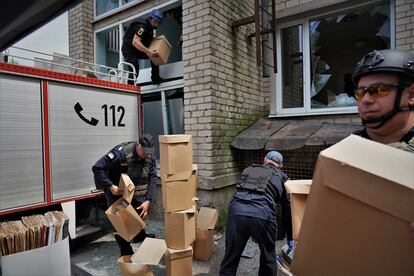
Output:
[219, 215, 277, 276]
[123, 55, 160, 85]
[104, 191, 147, 256]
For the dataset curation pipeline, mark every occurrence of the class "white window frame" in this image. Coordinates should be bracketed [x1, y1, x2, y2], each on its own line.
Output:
[93, 0, 146, 21]
[271, 0, 395, 117]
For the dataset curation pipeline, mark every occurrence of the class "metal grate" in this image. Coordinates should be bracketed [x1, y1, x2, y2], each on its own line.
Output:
[234, 145, 328, 180]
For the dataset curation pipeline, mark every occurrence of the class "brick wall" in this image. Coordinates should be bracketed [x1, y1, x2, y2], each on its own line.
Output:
[69, 0, 94, 65]
[396, 0, 414, 52]
[182, 0, 269, 189]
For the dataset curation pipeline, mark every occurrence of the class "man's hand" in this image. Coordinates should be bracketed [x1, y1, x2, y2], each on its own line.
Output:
[137, 200, 150, 220]
[109, 185, 123, 196]
[147, 49, 159, 58]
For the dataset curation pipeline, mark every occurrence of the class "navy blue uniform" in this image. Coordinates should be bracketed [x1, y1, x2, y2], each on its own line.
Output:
[219, 164, 292, 276]
[121, 20, 160, 84]
[92, 141, 157, 255]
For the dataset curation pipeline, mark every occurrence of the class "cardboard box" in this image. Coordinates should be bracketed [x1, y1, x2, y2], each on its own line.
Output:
[165, 246, 193, 276]
[149, 35, 171, 65]
[291, 135, 414, 275]
[159, 135, 193, 174]
[117, 256, 153, 276]
[191, 164, 198, 198]
[118, 238, 167, 276]
[284, 180, 312, 240]
[0, 238, 70, 276]
[193, 207, 219, 261]
[161, 168, 197, 212]
[165, 207, 196, 249]
[105, 174, 146, 242]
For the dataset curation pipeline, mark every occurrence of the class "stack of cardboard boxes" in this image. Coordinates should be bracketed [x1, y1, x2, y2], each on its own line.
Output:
[160, 135, 196, 276]
[160, 135, 220, 274]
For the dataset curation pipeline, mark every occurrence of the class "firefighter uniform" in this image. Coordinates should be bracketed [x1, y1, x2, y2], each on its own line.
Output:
[121, 13, 163, 85]
[92, 140, 157, 256]
[219, 162, 293, 276]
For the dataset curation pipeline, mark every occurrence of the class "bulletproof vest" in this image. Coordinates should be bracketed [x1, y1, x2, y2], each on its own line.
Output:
[236, 164, 280, 204]
[119, 142, 150, 198]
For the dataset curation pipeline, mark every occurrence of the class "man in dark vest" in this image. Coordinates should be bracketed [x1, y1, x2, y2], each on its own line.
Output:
[351, 49, 414, 237]
[92, 133, 158, 256]
[122, 9, 164, 85]
[219, 151, 294, 276]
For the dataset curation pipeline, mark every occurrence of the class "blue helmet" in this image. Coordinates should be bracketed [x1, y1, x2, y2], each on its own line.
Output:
[148, 9, 163, 23]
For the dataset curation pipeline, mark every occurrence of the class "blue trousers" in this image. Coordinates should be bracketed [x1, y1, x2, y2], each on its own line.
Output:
[219, 215, 277, 276]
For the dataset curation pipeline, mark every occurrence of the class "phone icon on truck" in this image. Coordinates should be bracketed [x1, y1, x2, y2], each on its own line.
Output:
[74, 102, 99, 126]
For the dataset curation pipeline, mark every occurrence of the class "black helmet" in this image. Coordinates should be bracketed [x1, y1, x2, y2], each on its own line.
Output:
[352, 49, 414, 129]
[352, 49, 414, 85]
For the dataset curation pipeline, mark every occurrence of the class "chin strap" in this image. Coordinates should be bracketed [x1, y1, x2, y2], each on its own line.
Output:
[362, 85, 414, 129]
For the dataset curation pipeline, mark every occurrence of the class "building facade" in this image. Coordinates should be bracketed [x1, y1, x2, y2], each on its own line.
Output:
[69, 0, 414, 219]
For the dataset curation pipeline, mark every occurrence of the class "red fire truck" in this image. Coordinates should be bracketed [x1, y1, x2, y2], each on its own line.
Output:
[0, 1, 142, 238]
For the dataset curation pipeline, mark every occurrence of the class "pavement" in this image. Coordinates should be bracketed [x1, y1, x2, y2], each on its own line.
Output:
[70, 218, 288, 276]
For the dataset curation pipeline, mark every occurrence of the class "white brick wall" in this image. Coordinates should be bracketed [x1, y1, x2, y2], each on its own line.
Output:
[396, 0, 414, 52]
[182, 0, 269, 184]
[69, 0, 94, 64]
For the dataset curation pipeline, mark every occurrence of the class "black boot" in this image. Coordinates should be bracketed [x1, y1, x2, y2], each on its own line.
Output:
[114, 232, 133, 256]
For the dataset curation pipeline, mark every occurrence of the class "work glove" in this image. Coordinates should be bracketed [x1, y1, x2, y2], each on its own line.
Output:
[286, 239, 295, 255]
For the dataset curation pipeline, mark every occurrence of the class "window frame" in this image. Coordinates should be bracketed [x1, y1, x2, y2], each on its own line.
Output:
[93, 0, 146, 20]
[271, 0, 395, 117]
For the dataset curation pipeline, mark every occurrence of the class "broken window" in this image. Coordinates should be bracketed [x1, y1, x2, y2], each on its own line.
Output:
[276, 1, 391, 115]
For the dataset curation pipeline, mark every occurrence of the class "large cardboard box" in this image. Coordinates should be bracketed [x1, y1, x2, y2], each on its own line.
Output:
[284, 180, 312, 240]
[118, 238, 167, 276]
[105, 174, 146, 242]
[291, 135, 414, 275]
[159, 135, 193, 174]
[193, 207, 219, 261]
[149, 35, 172, 65]
[0, 237, 71, 276]
[161, 168, 197, 212]
[165, 246, 193, 276]
[165, 207, 196, 249]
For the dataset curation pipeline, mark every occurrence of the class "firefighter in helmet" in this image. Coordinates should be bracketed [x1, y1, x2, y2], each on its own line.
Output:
[219, 151, 293, 276]
[352, 49, 414, 237]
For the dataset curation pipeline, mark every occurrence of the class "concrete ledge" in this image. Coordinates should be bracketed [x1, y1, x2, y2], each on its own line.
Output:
[276, 0, 362, 21]
[198, 172, 241, 190]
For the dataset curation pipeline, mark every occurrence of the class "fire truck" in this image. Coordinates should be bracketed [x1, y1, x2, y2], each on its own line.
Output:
[0, 49, 141, 238]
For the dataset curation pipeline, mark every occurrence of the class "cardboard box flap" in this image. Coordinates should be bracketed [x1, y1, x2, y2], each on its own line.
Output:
[165, 247, 193, 261]
[176, 206, 196, 214]
[119, 173, 135, 202]
[131, 238, 167, 265]
[197, 207, 218, 230]
[153, 35, 172, 48]
[285, 180, 312, 194]
[319, 135, 414, 222]
[323, 135, 414, 188]
[161, 171, 192, 182]
[159, 135, 192, 144]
